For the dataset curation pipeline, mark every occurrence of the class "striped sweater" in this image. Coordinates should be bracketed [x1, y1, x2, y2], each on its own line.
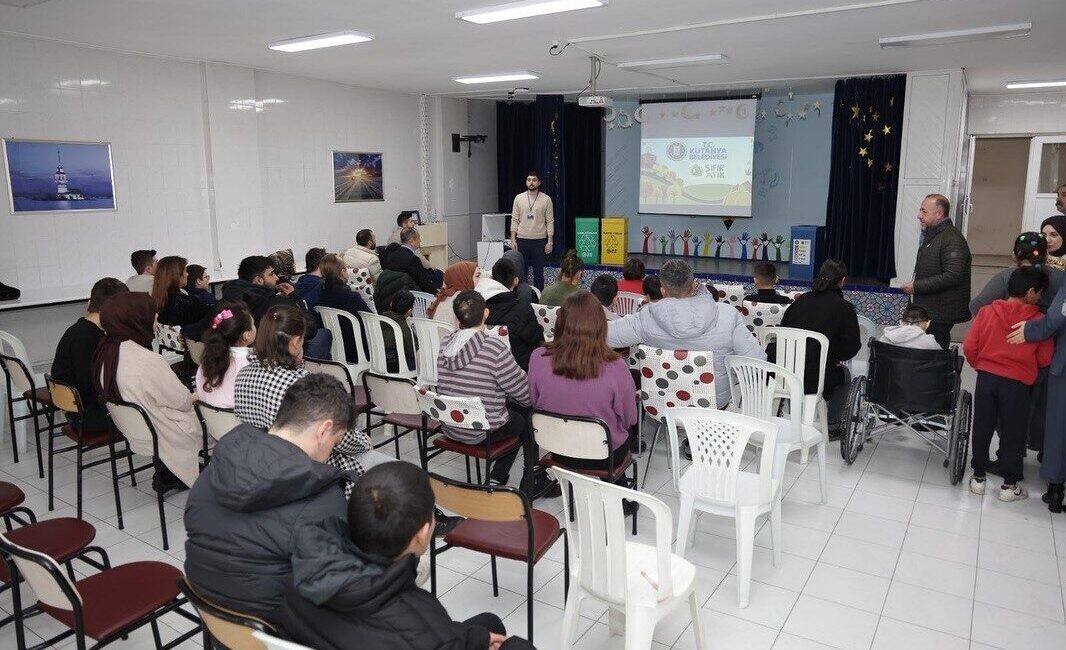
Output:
[436, 330, 530, 443]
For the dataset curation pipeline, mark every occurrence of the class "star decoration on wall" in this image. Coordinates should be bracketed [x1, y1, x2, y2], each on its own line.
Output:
[882, 125, 892, 136]
[812, 100, 822, 112]
[872, 112, 880, 122]
[884, 162, 894, 172]
[867, 158, 874, 168]
[850, 103, 860, 120]
[858, 147, 868, 157]
[864, 130, 874, 142]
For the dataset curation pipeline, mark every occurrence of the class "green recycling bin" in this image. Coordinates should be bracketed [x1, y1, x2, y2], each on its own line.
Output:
[574, 217, 600, 265]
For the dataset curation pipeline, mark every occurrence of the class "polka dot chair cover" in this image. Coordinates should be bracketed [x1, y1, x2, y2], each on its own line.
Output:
[348, 267, 376, 313]
[415, 385, 491, 432]
[485, 325, 512, 350]
[153, 319, 185, 352]
[635, 345, 716, 421]
[740, 300, 787, 335]
[531, 304, 560, 343]
[716, 284, 745, 307]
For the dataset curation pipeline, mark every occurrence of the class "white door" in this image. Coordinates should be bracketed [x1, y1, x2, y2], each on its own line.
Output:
[1022, 135, 1066, 232]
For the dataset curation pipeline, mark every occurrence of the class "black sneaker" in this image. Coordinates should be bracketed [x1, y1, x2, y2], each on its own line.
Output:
[152, 467, 187, 495]
[526, 472, 561, 500]
[434, 508, 464, 537]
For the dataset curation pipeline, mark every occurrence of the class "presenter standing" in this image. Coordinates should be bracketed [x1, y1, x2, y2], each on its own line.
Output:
[510, 171, 553, 289]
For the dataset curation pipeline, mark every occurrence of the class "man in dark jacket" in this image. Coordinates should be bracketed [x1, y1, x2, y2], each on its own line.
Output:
[373, 268, 416, 314]
[380, 227, 444, 294]
[280, 461, 534, 650]
[184, 374, 377, 624]
[479, 258, 543, 370]
[902, 194, 972, 349]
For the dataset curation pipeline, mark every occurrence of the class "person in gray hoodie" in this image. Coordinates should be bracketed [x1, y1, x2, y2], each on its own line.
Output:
[184, 373, 378, 625]
[607, 259, 766, 409]
[970, 232, 1063, 316]
[878, 305, 941, 350]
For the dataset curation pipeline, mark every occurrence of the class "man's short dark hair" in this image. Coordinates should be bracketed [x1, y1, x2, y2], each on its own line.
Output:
[623, 258, 645, 281]
[925, 193, 951, 218]
[399, 227, 419, 245]
[347, 462, 435, 559]
[397, 213, 412, 227]
[526, 171, 539, 180]
[642, 276, 662, 301]
[659, 260, 694, 295]
[88, 278, 128, 312]
[590, 274, 618, 308]
[130, 250, 156, 274]
[390, 289, 414, 315]
[453, 290, 486, 329]
[238, 256, 274, 282]
[273, 373, 356, 435]
[753, 262, 779, 286]
[1008, 266, 1050, 298]
[356, 229, 375, 247]
[901, 305, 930, 324]
[305, 247, 327, 273]
[491, 257, 519, 288]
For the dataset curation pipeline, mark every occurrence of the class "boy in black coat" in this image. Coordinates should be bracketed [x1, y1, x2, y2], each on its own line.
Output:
[280, 462, 535, 650]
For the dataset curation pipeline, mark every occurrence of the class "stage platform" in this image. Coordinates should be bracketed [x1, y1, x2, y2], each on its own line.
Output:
[539, 253, 907, 326]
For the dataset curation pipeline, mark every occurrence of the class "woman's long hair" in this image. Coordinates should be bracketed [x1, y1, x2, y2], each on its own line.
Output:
[319, 253, 348, 290]
[151, 256, 187, 311]
[428, 261, 478, 318]
[253, 304, 307, 369]
[92, 292, 157, 402]
[546, 291, 618, 380]
[558, 249, 584, 282]
[812, 259, 847, 293]
[199, 301, 254, 392]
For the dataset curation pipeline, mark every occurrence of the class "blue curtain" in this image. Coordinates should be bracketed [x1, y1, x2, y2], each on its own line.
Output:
[564, 103, 604, 247]
[825, 75, 906, 279]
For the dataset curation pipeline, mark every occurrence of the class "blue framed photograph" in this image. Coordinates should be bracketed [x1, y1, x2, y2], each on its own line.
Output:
[3, 139, 117, 213]
[333, 151, 383, 202]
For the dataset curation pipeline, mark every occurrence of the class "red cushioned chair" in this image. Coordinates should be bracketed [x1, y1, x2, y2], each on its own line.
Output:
[178, 576, 277, 650]
[0, 480, 35, 529]
[0, 531, 201, 650]
[415, 387, 524, 485]
[428, 473, 568, 645]
[1, 353, 56, 477]
[363, 372, 436, 460]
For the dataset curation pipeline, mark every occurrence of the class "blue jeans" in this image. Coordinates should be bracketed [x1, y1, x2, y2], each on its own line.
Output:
[517, 237, 547, 289]
[305, 328, 333, 360]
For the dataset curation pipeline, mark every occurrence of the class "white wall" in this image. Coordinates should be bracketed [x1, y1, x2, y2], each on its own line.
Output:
[969, 92, 1066, 135]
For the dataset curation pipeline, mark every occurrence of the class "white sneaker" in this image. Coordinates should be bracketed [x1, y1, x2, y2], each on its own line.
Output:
[998, 485, 1029, 502]
[969, 476, 986, 495]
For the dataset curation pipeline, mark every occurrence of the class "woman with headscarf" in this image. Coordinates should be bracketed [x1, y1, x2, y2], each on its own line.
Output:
[93, 292, 202, 491]
[1041, 215, 1066, 271]
[427, 261, 479, 329]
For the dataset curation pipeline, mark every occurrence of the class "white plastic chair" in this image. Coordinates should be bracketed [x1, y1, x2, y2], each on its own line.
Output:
[613, 291, 644, 317]
[847, 315, 879, 379]
[530, 285, 541, 302]
[551, 466, 705, 650]
[664, 407, 781, 608]
[530, 303, 560, 343]
[315, 306, 371, 381]
[484, 325, 512, 350]
[740, 300, 787, 336]
[408, 317, 456, 387]
[186, 340, 205, 366]
[358, 312, 417, 379]
[347, 267, 377, 313]
[715, 283, 745, 307]
[728, 356, 826, 503]
[253, 630, 314, 650]
[760, 327, 830, 438]
[411, 291, 435, 319]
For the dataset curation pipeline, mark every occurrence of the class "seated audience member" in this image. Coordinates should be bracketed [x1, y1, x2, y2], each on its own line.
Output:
[92, 292, 200, 491]
[590, 274, 620, 321]
[185, 374, 374, 624]
[1042, 214, 1066, 270]
[964, 267, 1053, 502]
[642, 276, 663, 304]
[427, 261, 478, 329]
[388, 212, 417, 246]
[222, 255, 331, 359]
[878, 305, 941, 350]
[51, 278, 128, 432]
[436, 290, 546, 492]
[744, 262, 793, 305]
[316, 253, 371, 363]
[539, 249, 583, 307]
[153, 256, 210, 339]
[775, 259, 861, 435]
[374, 267, 415, 313]
[195, 302, 255, 409]
[280, 462, 536, 650]
[126, 249, 157, 293]
[383, 214, 434, 272]
[294, 247, 328, 309]
[233, 304, 377, 492]
[382, 290, 416, 373]
[608, 259, 765, 410]
[184, 264, 217, 308]
[381, 227, 444, 293]
[342, 228, 383, 278]
[971, 232, 1062, 315]
[499, 248, 536, 305]
[618, 258, 646, 294]
[476, 258, 543, 370]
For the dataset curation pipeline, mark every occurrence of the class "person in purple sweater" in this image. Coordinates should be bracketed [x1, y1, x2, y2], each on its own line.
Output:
[528, 291, 638, 472]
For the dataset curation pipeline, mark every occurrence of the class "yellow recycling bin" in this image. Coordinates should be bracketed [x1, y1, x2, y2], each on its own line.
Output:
[600, 216, 629, 266]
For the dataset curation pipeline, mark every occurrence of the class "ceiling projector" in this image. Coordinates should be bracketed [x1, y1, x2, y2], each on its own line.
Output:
[578, 95, 613, 108]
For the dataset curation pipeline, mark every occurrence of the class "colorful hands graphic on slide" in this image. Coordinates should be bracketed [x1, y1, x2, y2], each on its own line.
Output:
[641, 226, 654, 254]
[692, 235, 703, 257]
[681, 230, 691, 256]
[659, 235, 667, 255]
[714, 235, 724, 258]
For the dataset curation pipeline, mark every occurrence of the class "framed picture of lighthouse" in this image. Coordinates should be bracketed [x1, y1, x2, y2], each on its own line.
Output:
[2, 139, 117, 214]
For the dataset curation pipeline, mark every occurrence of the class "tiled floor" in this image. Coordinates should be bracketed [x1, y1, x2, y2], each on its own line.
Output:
[2, 386, 1065, 650]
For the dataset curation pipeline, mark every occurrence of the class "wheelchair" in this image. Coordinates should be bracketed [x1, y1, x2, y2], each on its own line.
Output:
[840, 340, 973, 485]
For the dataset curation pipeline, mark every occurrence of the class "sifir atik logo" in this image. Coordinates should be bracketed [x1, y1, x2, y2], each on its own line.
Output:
[666, 141, 687, 161]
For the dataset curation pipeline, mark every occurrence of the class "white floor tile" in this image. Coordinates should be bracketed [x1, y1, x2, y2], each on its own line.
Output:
[855, 470, 921, 501]
[881, 581, 973, 638]
[970, 601, 1066, 650]
[977, 539, 1061, 586]
[672, 609, 778, 650]
[782, 594, 879, 650]
[754, 521, 830, 560]
[974, 569, 1065, 623]
[802, 563, 890, 613]
[729, 547, 816, 593]
[705, 575, 800, 629]
[902, 524, 979, 565]
[833, 510, 909, 547]
[979, 515, 1056, 556]
[437, 576, 526, 625]
[892, 550, 976, 599]
[871, 618, 968, 650]
[772, 632, 837, 650]
[820, 534, 901, 579]
[908, 501, 981, 538]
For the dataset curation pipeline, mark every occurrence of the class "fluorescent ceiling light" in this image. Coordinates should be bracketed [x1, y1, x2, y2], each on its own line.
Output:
[618, 54, 730, 70]
[457, 0, 606, 24]
[879, 22, 1030, 48]
[453, 72, 540, 84]
[1006, 80, 1066, 89]
[268, 30, 374, 53]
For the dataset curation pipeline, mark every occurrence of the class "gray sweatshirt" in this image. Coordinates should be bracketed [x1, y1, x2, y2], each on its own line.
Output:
[970, 266, 1062, 316]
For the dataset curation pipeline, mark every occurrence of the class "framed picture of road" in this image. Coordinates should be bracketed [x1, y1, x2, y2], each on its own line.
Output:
[332, 151, 383, 202]
[3, 139, 117, 214]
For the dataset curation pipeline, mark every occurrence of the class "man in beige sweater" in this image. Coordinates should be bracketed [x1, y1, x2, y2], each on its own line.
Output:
[509, 172, 553, 289]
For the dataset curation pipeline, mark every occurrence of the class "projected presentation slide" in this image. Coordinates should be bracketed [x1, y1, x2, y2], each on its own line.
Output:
[639, 99, 757, 217]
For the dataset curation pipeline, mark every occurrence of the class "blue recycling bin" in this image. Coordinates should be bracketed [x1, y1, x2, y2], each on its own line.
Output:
[789, 225, 827, 282]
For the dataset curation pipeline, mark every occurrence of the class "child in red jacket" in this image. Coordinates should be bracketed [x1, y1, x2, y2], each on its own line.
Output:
[963, 267, 1055, 501]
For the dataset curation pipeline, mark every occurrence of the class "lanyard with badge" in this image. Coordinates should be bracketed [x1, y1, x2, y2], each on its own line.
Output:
[526, 191, 538, 220]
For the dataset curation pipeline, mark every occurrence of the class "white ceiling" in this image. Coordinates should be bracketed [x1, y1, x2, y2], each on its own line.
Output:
[1, 0, 1063, 97]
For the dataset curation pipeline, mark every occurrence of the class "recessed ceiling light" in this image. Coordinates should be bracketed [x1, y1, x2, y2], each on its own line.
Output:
[453, 72, 540, 84]
[1005, 80, 1066, 89]
[879, 22, 1030, 48]
[618, 54, 730, 71]
[268, 30, 375, 53]
[456, 0, 606, 25]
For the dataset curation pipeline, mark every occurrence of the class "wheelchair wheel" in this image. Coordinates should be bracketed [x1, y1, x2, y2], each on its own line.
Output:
[840, 376, 868, 465]
[947, 390, 972, 485]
